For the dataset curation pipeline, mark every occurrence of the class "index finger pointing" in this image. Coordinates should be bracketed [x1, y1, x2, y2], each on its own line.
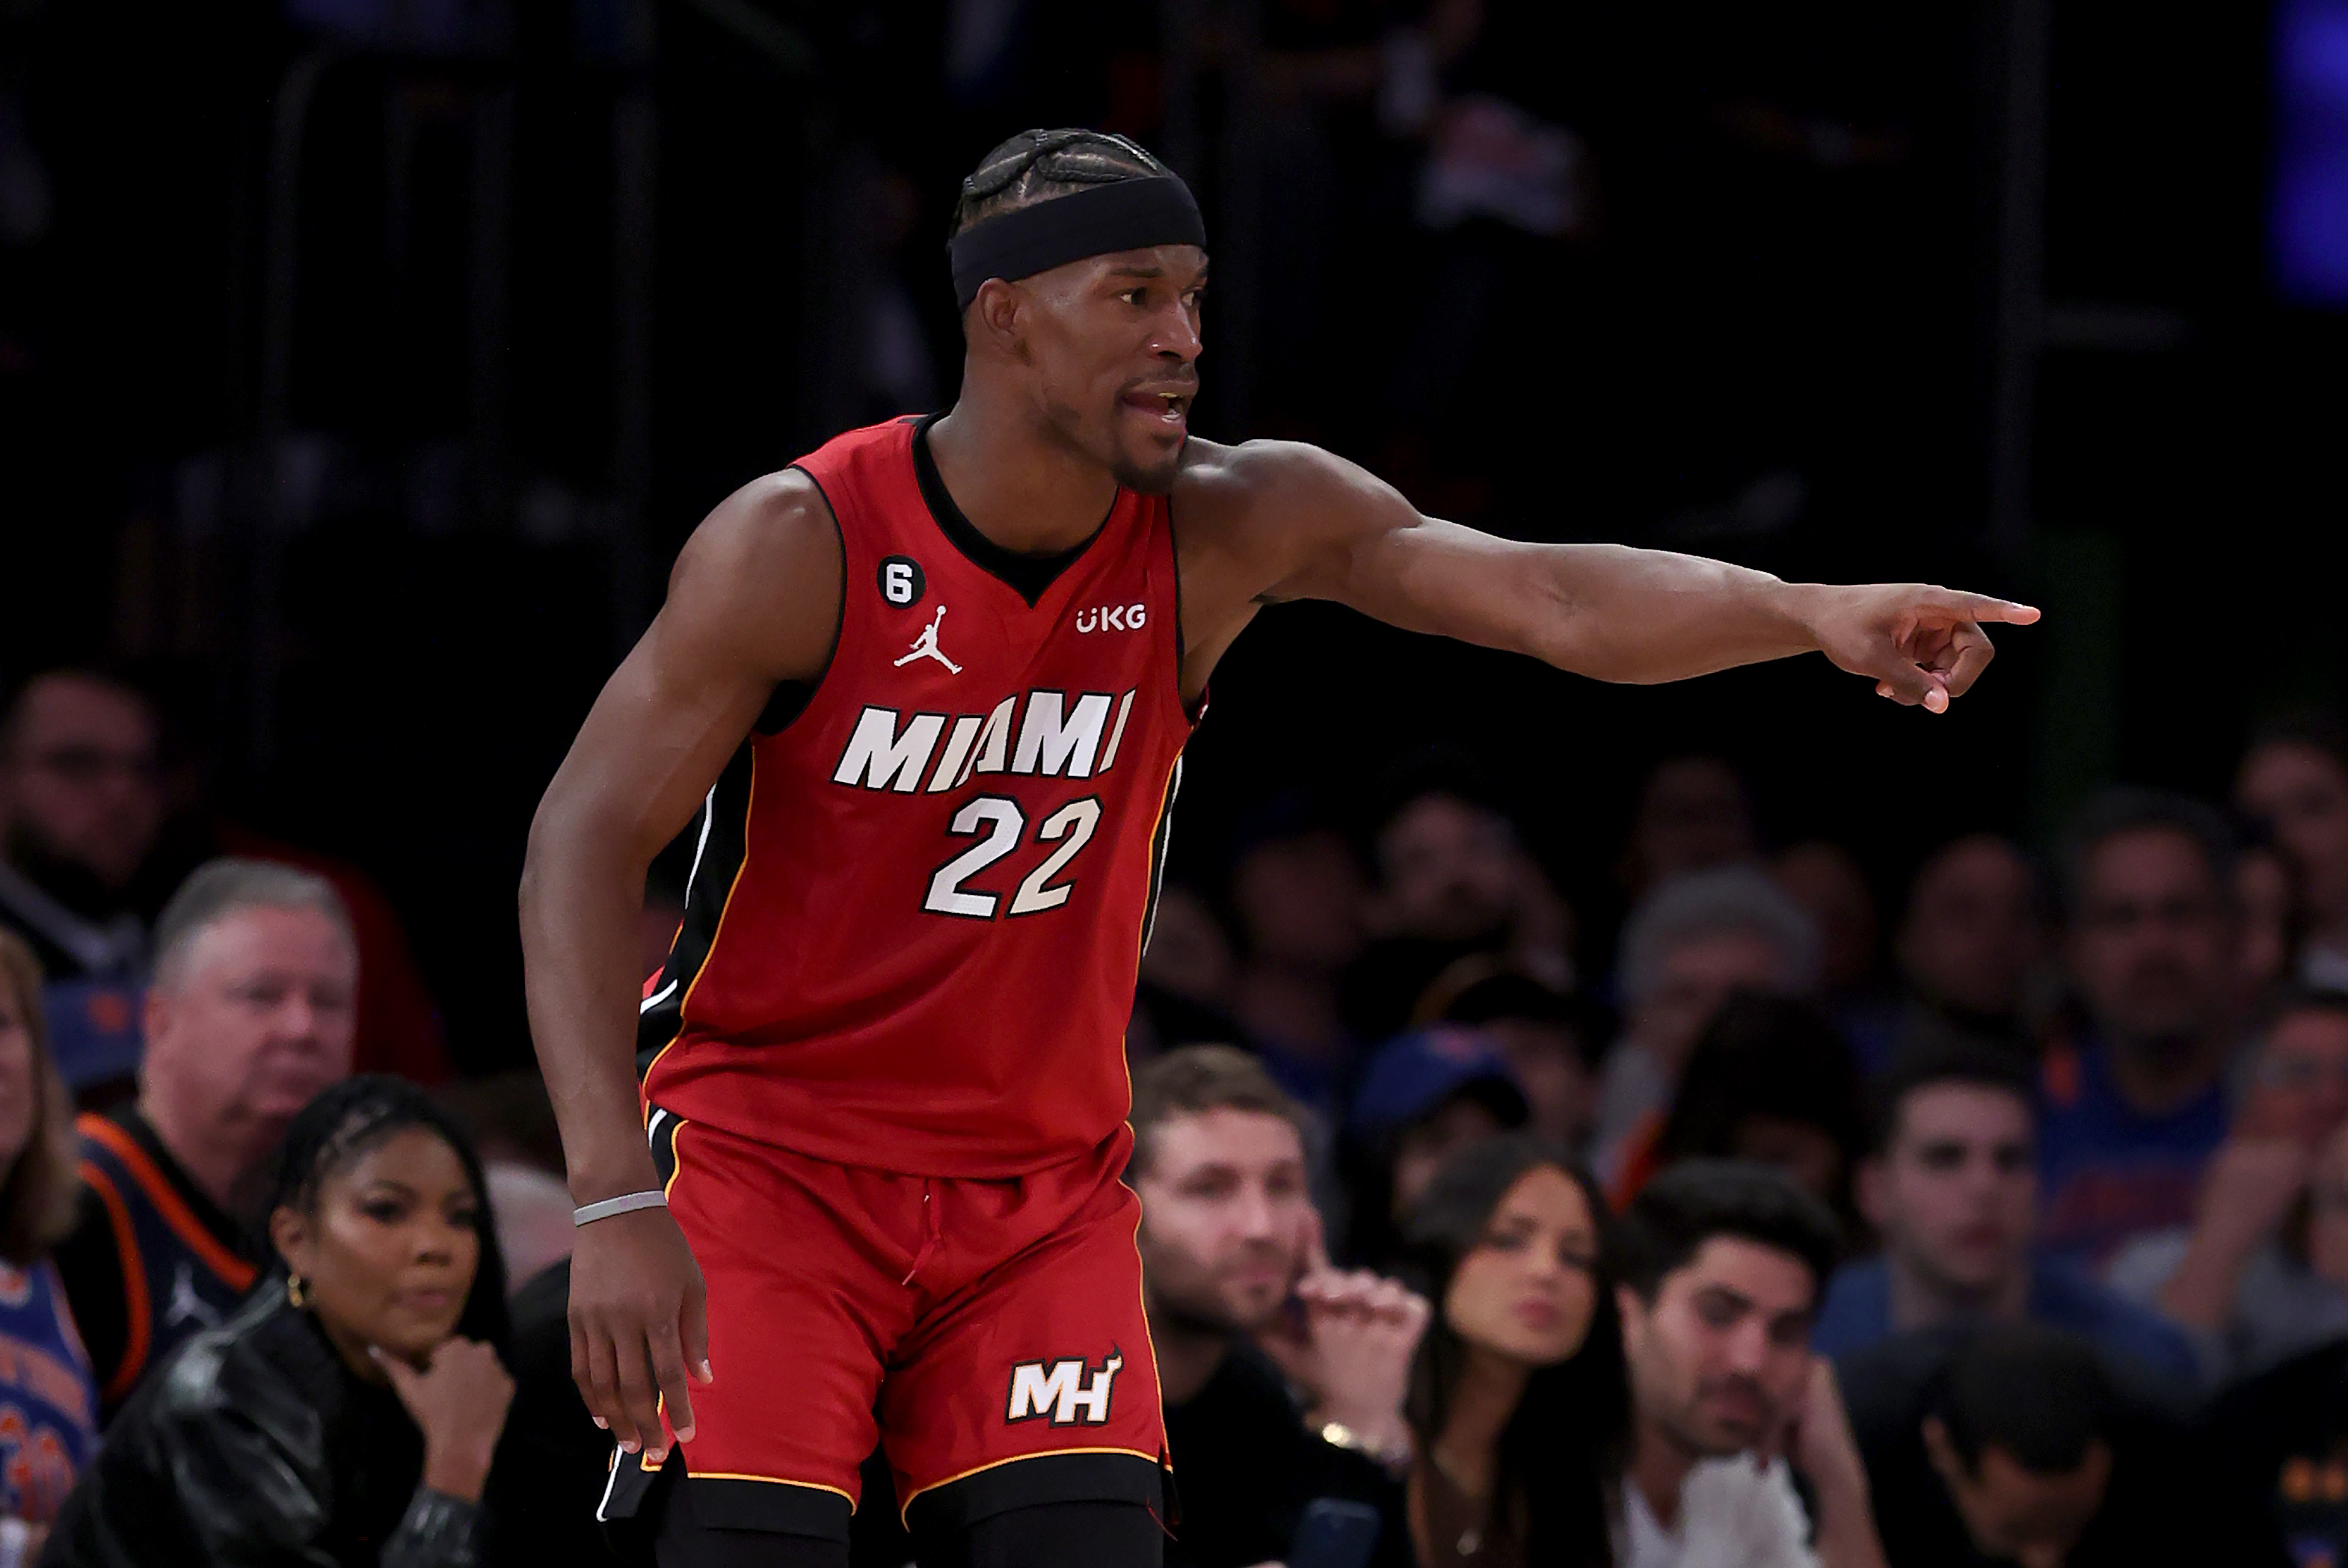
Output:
[1948, 591, 2039, 625]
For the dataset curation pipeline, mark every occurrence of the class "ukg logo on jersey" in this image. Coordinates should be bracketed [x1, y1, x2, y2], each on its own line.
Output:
[1076, 603, 1146, 633]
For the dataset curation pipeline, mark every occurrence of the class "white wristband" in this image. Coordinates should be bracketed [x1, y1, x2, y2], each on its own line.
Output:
[572, 1190, 668, 1227]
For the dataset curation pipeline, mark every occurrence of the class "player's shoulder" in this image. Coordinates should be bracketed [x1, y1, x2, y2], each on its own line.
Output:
[1174, 436, 1377, 538]
[673, 467, 843, 594]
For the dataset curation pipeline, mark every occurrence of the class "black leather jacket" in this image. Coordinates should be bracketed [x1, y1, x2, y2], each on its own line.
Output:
[41, 1291, 486, 1568]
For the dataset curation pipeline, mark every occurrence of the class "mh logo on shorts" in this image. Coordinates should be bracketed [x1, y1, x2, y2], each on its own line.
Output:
[1005, 1352, 1123, 1426]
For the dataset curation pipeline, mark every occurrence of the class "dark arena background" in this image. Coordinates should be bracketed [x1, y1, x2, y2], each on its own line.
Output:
[2, 2, 2339, 1062]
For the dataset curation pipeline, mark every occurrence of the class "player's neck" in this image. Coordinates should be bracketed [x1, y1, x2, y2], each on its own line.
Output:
[927, 399, 1120, 556]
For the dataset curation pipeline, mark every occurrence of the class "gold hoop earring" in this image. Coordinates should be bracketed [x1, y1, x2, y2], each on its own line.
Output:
[285, 1274, 307, 1309]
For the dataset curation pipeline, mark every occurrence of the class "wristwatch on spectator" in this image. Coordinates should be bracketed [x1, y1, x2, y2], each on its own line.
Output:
[1316, 1417, 1415, 1476]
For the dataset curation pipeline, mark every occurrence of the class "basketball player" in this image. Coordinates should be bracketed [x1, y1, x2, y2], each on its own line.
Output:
[522, 128, 2038, 1568]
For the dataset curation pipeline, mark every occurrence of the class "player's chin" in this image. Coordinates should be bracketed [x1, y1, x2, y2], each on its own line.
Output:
[1109, 419, 1187, 495]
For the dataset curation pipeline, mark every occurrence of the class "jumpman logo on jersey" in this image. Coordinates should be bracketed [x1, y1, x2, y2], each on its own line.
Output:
[894, 605, 963, 675]
[164, 1261, 221, 1332]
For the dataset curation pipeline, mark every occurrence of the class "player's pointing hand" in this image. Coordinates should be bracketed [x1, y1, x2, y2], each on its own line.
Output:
[1800, 583, 2041, 714]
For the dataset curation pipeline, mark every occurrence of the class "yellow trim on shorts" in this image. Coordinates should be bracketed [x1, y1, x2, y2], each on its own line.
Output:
[897, 1446, 1163, 1526]
[690, 1471, 860, 1509]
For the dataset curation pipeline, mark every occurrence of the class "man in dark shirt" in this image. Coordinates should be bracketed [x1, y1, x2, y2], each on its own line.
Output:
[1130, 1046, 1427, 1568]
[0, 669, 162, 984]
[52, 858, 356, 1415]
[1839, 1321, 2235, 1567]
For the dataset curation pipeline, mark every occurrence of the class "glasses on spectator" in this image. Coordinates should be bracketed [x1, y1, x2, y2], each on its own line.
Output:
[19, 746, 159, 788]
[2255, 1057, 2348, 1092]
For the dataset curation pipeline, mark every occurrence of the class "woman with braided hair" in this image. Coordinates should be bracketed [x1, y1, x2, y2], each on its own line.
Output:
[44, 1076, 515, 1567]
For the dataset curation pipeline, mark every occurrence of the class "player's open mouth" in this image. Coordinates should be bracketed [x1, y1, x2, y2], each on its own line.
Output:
[1121, 389, 1190, 429]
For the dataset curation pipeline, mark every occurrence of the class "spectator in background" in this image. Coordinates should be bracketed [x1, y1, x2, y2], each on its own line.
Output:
[2038, 789, 2242, 1271]
[1417, 958, 1607, 1152]
[1841, 1323, 2222, 1568]
[1400, 1136, 1629, 1568]
[1129, 1047, 1424, 1568]
[1343, 1027, 1529, 1267]
[2238, 713, 2348, 992]
[1131, 884, 1246, 1064]
[2105, 990, 2348, 1381]
[2200, 1135, 2348, 1568]
[2233, 835, 2307, 1023]
[1227, 814, 1371, 1111]
[1619, 756, 1757, 899]
[1636, 995, 1868, 1234]
[1775, 840, 1882, 1004]
[1889, 833, 2046, 1069]
[53, 859, 355, 1417]
[440, 1071, 577, 1291]
[1591, 866, 1821, 1185]
[1343, 788, 1571, 1044]
[1812, 1045, 2199, 1389]
[43, 1076, 514, 1568]
[0, 670, 160, 983]
[1612, 1162, 1883, 1568]
[0, 931, 98, 1557]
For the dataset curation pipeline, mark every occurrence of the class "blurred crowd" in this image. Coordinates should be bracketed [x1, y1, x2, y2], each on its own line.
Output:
[6, 656, 2348, 1566]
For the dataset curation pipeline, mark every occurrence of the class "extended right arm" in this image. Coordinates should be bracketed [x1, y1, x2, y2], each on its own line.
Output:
[519, 470, 840, 1457]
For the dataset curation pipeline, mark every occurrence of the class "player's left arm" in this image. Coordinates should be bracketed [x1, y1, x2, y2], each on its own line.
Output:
[1183, 440, 2038, 711]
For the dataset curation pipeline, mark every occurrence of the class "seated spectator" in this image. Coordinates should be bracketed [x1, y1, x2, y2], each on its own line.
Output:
[1841, 1322, 2227, 1568]
[1619, 755, 1757, 899]
[2237, 712, 2348, 992]
[2105, 989, 2348, 1382]
[2231, 832, 2305, 1017]
[0, 931, 97, 1557]
[1812, 1044, 2199, 1389]
[1634, 994, 1868, 1231]
[1343, 1027, 1529, 1266]
[2199, 1166, 2348, 1568]
[1129, 1046, 1423, 1568]
[440, 1071, 578, 1289]
[0, 669, 160, 983]
[1130, 884, 1248, 1066]
[1400, 1135, 1629, 1568]
[1591, 867, 1821, 1186]
[2038, 789, 2242, 1271]
[1775, 840, 1885, 1006]
[1613, 1160, 1885, 1568]
[52, 859, 356, 1417]
[44, 1076, 514, 1567]
[1886, 834, 2046, 1073]
[1343, 787, 1570, 1044]
[1417, 958, 1607, 1153]
[1227, 810, 1370, 1111]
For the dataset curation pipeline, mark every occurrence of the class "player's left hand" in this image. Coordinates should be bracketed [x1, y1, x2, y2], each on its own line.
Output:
[1802, 584, 2040, 714]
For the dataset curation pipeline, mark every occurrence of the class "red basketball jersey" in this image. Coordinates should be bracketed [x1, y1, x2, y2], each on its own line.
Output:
[638, 415, 1195, 1177]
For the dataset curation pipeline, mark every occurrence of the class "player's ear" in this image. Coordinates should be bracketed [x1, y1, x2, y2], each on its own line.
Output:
[972, 278, 1025, 352]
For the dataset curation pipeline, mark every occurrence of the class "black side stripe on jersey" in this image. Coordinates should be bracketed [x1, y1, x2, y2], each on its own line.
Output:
[638, 743, 756, 1071]
[1137, 755, 1184, 960]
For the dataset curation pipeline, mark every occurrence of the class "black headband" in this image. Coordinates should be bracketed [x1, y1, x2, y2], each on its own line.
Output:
[949, 176, 1207, 313]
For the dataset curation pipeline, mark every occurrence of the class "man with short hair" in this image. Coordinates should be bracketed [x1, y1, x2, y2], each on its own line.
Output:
[1613, 1160, 1886, 1568]
[1886, 834, 2045, 1069]
[52, 857, 356, 1416]
[1841, 1323, 2224, 1568]
[1812, 1044, 2198, 1387]
[1131, 1044, 1425, 1568]
[2039, 788, 2243, 1271]
[1593, 867, 1822, 1185]
[2238, 714, 2348, 990]
[0, 669, 162, 982]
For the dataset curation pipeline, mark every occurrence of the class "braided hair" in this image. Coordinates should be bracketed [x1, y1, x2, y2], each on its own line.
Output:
[257, 1075, 512, 1349]
[951, 127, 1169, 239]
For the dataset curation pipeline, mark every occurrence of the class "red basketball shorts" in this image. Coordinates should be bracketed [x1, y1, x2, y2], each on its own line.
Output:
[598, 1103, 1168, 1544]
